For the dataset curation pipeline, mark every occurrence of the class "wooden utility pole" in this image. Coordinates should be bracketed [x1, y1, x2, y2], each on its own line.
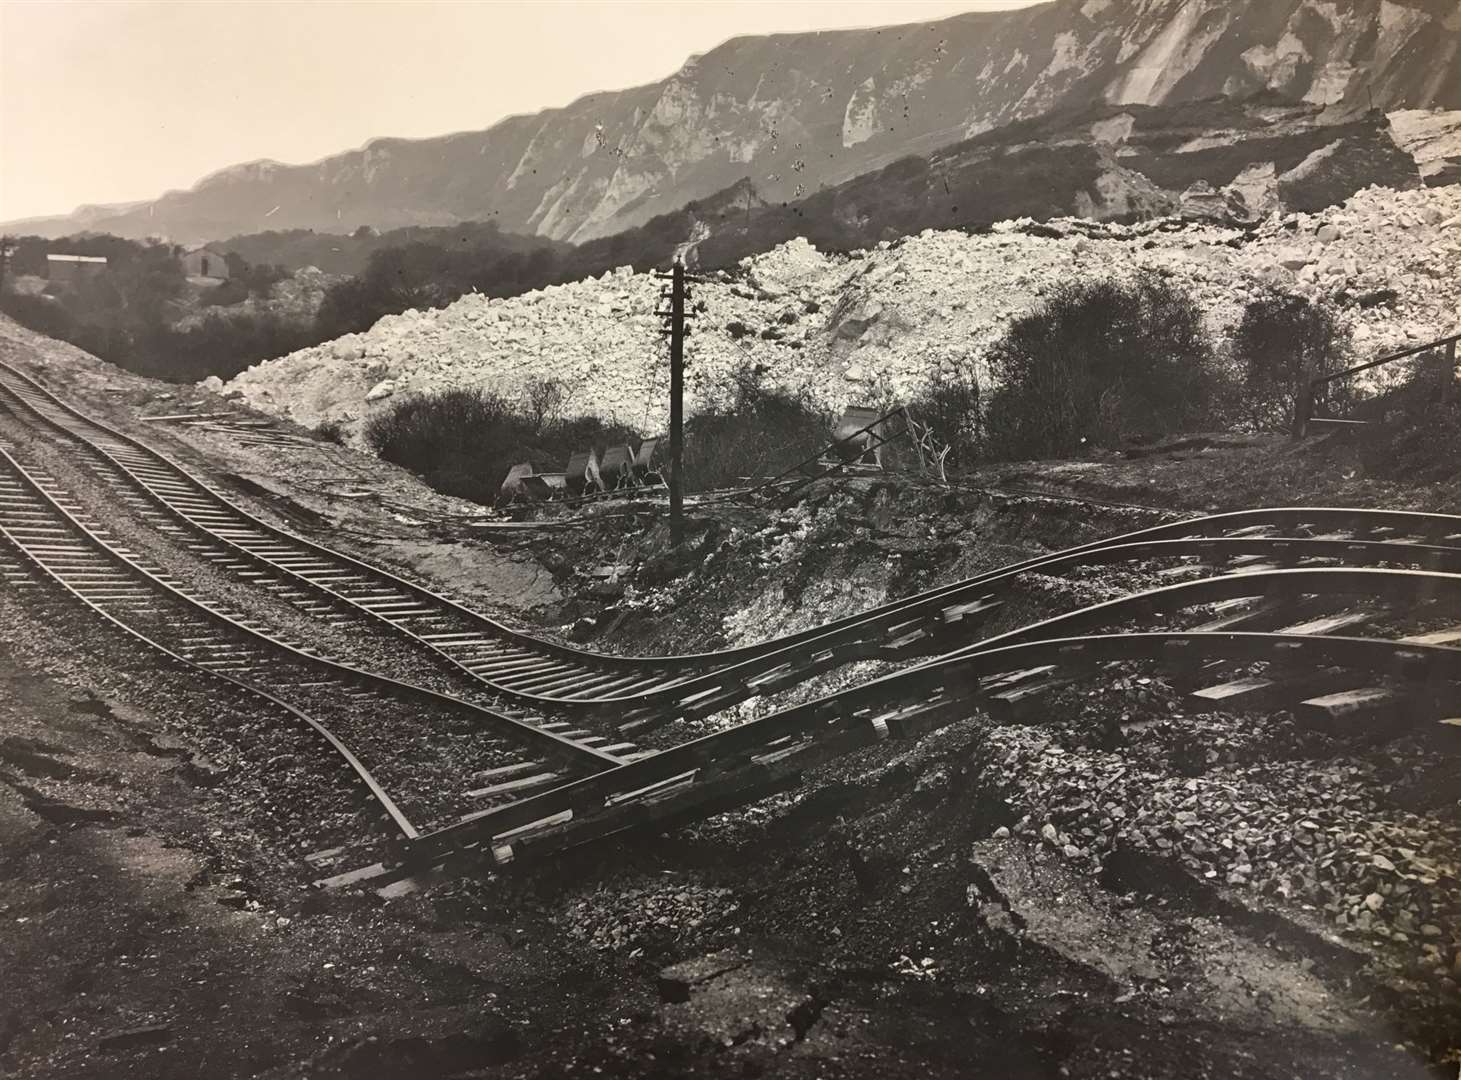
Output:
[669, 260, 686, 544]
[655, 259, 694, 545]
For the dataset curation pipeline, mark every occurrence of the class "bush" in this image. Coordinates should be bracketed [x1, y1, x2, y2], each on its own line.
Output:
[983, 275, 1216, 460]
[1228, 290, 1352, 431]
[363, 387, 639, 506]
[0, 292, 74, 340]
[907, 362, 983, 471]
[521, 377, 566, 429]
[682, 366, 833, 491]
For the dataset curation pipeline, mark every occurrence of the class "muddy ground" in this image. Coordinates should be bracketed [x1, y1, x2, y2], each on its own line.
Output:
[1, 316, 1460, 1077]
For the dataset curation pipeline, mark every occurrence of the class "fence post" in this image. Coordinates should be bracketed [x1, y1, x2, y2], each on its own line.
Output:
[1445, 339, 1458, 406]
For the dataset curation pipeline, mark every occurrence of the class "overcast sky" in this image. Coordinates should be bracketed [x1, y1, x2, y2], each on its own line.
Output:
[0, 0, 1044, 223]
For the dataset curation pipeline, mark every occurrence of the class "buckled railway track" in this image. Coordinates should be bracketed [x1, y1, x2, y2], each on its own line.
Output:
[0, 440, 635, 846]
[4, 358, 1461, 887]
[392, 576, 1461, 878]
[6, 358, 1461, 740]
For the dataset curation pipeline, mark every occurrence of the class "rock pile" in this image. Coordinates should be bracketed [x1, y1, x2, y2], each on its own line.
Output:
[222, 182, 1461, 446]
[980, 722, 1461, 1002]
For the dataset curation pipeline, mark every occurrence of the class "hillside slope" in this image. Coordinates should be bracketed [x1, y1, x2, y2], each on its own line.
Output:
[219, 182, 1461, 442]
[9, 0, 1461, 245]
[686, 101, 1428, 267]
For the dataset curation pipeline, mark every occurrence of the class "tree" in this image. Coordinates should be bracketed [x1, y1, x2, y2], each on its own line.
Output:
[984, 274, 1216, 460]
[1228, 290, 1351, 431]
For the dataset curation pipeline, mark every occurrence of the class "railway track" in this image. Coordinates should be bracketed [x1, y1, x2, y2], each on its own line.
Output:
[361, 536, 1461, 873]
[8, 410, 1461, 881]
[393, 589, 1461, 875]
[8, 358, 1461, 741]
[6, 358, 1461, 886]
[0, 440, 633, 844]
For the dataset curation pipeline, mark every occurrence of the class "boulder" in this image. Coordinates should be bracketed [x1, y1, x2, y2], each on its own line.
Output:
[1278, 134, 1423, 214]
[365, 380, 396, 402]
[1179, 181, 1251, 225]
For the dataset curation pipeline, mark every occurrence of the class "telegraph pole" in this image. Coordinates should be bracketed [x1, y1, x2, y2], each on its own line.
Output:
[669, 260, 686, 544]
[655, 258, 695, 545]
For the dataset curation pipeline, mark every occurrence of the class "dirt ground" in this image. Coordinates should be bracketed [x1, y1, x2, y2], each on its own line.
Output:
[1, 632, 1451, 1079]
[2, 315, 1460, 1077]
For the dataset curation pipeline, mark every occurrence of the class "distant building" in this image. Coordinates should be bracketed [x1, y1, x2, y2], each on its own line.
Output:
[180, 246, 230, 281]
[45, 253, 108, 289]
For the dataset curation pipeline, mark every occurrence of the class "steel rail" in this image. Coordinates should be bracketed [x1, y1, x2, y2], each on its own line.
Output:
[389, 565, 1461, 864]
[7, 360, 1461, 725]
[0, 455, 418, 837]
[8, 359, 1461, 680]
[5, 368, 1458, 733]
[944, 565, 1461, 659]
[0, 383, 1448, 736]
[601, 505, 1461, 712]
[397, 627, 1461, 868]
[605, 533, 1461, 733]
[0, 359, 709, 674]
[0, 364, 762, 713]
[0, 443, 623, 786]
[685, 505, 1461, 674]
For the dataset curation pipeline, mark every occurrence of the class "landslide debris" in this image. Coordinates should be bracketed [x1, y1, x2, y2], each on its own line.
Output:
[222, 183, 1461, 445]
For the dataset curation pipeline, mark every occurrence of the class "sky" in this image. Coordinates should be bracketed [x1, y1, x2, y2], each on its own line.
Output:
[0, 0, 1044, 223]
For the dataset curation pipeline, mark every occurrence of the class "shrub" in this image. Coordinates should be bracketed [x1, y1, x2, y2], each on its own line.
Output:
[0, 292, 74, 340]
[363, 387, 639, 506]
[682, 366, 833, 491]
[521, 376, 567, 429]
[1228, 290, 1352, 432]
[907, 362, 983, 471]
[365, 389, 517, 503]
[983, 275, 1216, 460]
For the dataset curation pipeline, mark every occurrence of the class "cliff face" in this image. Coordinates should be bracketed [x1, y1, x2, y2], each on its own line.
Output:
[10, 0, 1461, 244]
[677, 102, 1426, 269]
